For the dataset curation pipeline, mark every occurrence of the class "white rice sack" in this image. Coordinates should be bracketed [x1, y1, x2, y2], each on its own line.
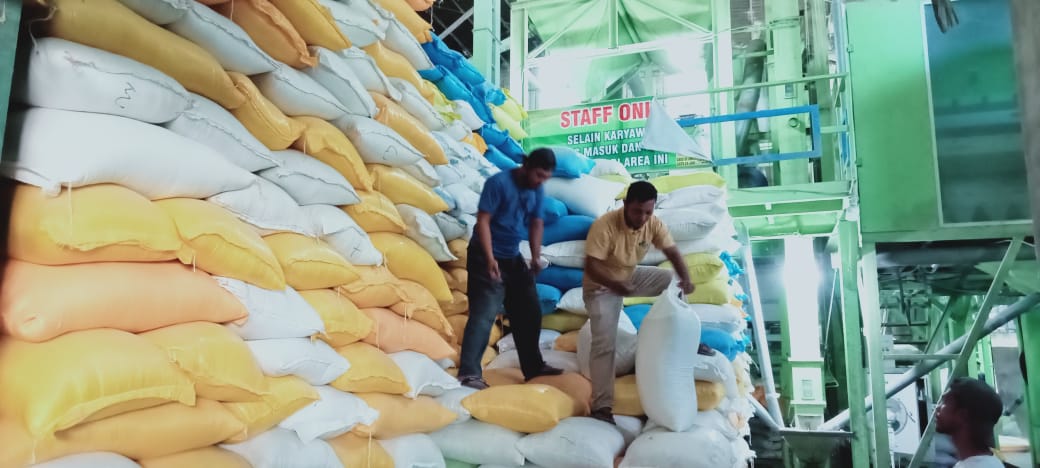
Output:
[694, 349, 740, 398]
[640, 235, 741, 265]
[636, 284, 702, 432]
[620, 427, 741, 468]
[379, 434, 446, 468]
[254, 65, 348, 120]
[208, 177, 314, 235]
[517, 417, 625, 468]
[390, 78, 448, 130]
[389, 350, 461, 398]
[589, 158, 631, 179]
[556, 288, 586, 314]
[692, 304, 745, 334]
[544, 175, 626, 218]
[167, 2, 277, 75]
[305, 46, 378, 117]
[397, 204, 458, 262]
[449, 158, 485, 194]
[655, 207, 721, 242]
[434, 162, 466, 186]
[487, 350, 579, 374]
[542, 241, 585, 269]
[578, 312, 637, 377]
[434, 387, 478, 425]
[32, 453, 140, 468]
[336, 47, 401, 100]
[14, 38, 192, 124]
[247, 338, 351, 385]
[302, 204, 384, 266]
[260, 150, 360, 206]
[318, 0, 387, 48]
[2, 108, 253, 199]
[166, 94, 277, 172]
[614, 415, 644, 446]
[383, 18, 435, 70]
[453, 100, 485, 131]
[118, 0, 188, 24]
[401, 158, 442, 187]
[334, 115, 424, 166]
[444, 119, 472, 141]
[433, 212, 467, 242]
[658, 184, 727, 209]
[642, 410, 741, 441]
[443, 183, 480, 215]
[218, 278, 326, 340]
[495, 329, 561, 354]
[279, 386, 379, 442]
[430, 420, 524, 466]
[222, 429, 340, 468]
[433, 132, 468, 161]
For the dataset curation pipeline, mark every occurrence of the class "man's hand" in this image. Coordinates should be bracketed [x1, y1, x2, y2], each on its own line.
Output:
[528, 257, 543, 277]
[487, 258, 502, 282]
[678, 279, 695, 295]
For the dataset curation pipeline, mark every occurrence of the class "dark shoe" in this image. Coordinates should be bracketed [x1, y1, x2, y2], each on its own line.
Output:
[590, 407, 616, 425]
[458, 375, 489, 390]
[524, 364, 564, 381]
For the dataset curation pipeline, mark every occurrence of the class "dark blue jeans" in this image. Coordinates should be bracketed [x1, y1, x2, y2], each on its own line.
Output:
[458, 244, 547, 380]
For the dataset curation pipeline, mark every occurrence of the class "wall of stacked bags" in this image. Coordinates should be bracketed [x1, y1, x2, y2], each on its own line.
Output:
[0, 0, 756, 467]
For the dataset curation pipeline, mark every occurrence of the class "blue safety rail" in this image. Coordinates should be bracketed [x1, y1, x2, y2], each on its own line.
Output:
[675, 104, 823, 167]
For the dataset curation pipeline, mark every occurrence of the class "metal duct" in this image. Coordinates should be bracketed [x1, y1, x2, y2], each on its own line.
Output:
[1010, 0, 1040, 262]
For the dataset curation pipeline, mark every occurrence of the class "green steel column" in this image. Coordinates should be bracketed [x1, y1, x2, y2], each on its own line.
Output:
[859, 243, 892, 468]
[710, 0, 738, 187]
[508, 6, 529, 106]
[472, 0, 501, 86]
[1017, 312, 1040, 466]
[781, 236, 827, 433]
[0, 0, 23, 152]
[837, 220, 870, 468]
[766, 0, 810, 185]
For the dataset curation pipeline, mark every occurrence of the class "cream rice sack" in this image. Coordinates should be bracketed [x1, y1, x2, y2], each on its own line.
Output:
[495, 330, 560, 354]
[165, 94, 278, 172]
[305, 46, 378, 117]
[487, 350, 580, 374]
[390, 78, 449, 130]
[32, 452, 141, 468]
[118, 0, 188, 24]
[636, 283, 702, 432]
[517, 417, 626, 468]
[578, 312, 637, 377]
[589, 158, 630, 179]
[389, 350, 461, 398]
[247, 338, 351, 386]
[453, 100, 485, 131]
[443, 183, 480, 216]
[693, 348, 740, 398]
[259, 150, 360, 206]
[655, 207, 720, 241]
[217, 277, 326, 340]
[379, 434, 447, 468]
[402, 159, 442, 188]
[620, 427, 741, 468]
[658, 184, 727, 209]
[167, 2, 277, 75]
[430, 420, 525, 466]
[434, 387, 478, 424]
[2, 108, 253, 199]
[279, 386, 379, 442]
[541, 241, 585, 269]
[383, 17, 435, 71]
[222, 428, 341, 468]
[334, 115, 424, 166]
[544, 175, 626, 218]
[14, 38, 192, 124]
[336, 47, 401, 99]
[317, 0, 387, 48]
[302, 204, 383, 266]
[253, 65, 348, 120]
[397, 204, 458, 262]
[208, 177, 314, 236]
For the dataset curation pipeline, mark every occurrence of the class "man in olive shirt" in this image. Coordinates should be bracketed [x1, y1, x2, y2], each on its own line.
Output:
[583, 180, 694, 424]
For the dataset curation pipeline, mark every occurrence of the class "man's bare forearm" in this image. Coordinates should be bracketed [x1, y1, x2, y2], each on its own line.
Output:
[662, 245, 691, 283]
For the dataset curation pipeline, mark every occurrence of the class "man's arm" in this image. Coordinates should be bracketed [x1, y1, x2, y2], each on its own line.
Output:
[528, 218, 544, 268]
[476, 211, 496, 261]
[585, 256, 633, 295]
[661, 245, 694, 293]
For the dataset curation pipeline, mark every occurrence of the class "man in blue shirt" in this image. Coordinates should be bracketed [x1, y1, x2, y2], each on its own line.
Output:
[458, 148, 563, 389]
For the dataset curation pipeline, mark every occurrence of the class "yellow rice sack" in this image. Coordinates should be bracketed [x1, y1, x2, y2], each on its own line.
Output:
[264, 233, 360, 289]
[293, 116, 374, 191]
[216, 0, 317, 68]
[352, 393, 455, 438]
[328, 433, 394, 468]
[229, 72, 305, 150]
[697, 380, 726, 411]
[439, 290, 469, 317]
[614, 375, 643, 416]
[370, 93, 448, 165]
[343, 190, 407, 234]
[658, 252, 726, 284]
[462, 384, 576, 433]
[363, 42, 425, 95]
[7, 184, 181, 265]
[339, 265, 409, 308]
[372, 0, 433, 43]
[30, 0, 244, 108]
[390, 280, 454, 339]
[368, 165, 449, 214]
[330, 342, 410, 394]
[222, 376, 318, 442]
[300, 289, 375, 347]
[492, 105, 528, 140]
[269, 0, 351, 50]
[157, 198, 286, 290]
[369, 232, 453, 302]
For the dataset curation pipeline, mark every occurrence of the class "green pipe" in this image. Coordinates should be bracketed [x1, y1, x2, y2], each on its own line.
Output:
[1019, 311, 1040, 466]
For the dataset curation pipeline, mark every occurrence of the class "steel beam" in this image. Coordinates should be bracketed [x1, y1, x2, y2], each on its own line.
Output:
[1010, 0, 1040, 262]
[631, 0, 711, 34]
[471, 2, 500, 85]
[737, 224, 785, 427]
[0, 0, 23, 153]
[837, 220, 870, 468]
[859, 243, 891, 468]
[508, 6, 528, 104]
[441, 8, 474, 37]
[527, 1, 599, 59]
[822, 292, 1040, 457]
[907, 238, 1025, 468]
